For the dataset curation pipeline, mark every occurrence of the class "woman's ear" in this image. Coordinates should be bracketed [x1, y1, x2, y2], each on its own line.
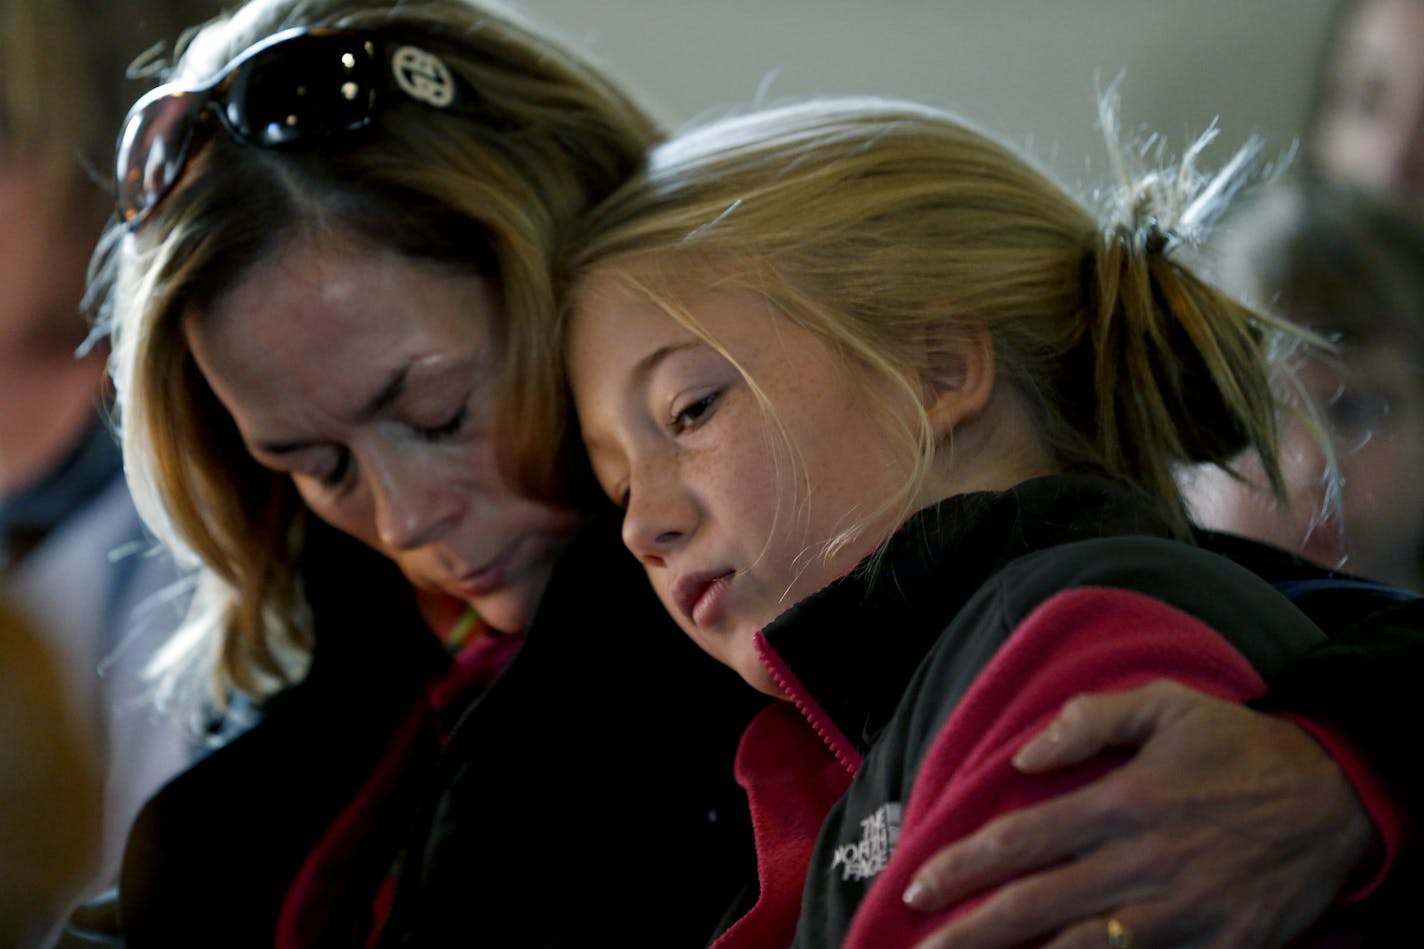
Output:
[925, 327, 995, 439]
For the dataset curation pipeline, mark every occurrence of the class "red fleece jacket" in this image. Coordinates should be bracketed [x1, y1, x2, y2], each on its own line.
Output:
[717, 586, 1375, 948]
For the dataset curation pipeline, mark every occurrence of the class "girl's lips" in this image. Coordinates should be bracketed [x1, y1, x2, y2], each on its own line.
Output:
[673, 570, 734, 628]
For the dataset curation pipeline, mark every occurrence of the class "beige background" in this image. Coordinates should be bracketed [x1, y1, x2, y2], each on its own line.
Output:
[517, 0, 1337, 189]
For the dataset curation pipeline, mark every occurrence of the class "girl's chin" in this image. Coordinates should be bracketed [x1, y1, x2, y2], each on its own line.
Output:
[732, 651, 785, 699]
[746, 675, 789, 699]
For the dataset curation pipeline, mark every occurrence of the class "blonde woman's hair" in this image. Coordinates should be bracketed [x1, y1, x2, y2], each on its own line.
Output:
[563, 97, 1308, 559]
[97, 0, 660, 712]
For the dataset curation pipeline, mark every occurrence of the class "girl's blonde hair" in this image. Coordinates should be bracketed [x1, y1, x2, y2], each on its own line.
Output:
[97, 0, 659, 711]
[563, 97, 1307, 557]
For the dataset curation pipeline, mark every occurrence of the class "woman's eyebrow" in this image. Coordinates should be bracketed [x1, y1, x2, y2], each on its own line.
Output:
[354, 364, 410, 422]
[255, 364, 411, 456]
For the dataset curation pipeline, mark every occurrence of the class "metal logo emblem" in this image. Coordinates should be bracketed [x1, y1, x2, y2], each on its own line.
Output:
[391, 45, 455, 109]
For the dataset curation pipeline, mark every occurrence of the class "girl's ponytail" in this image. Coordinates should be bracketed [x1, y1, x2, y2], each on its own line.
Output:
[1074, 213, 1290, 532]
[564, 96, 1324, 542]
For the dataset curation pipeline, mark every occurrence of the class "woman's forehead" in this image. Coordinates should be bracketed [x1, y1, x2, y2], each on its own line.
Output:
[189, 237, 501, 392]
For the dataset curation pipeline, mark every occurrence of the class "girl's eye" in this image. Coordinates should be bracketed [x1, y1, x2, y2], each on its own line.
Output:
[417, 405, 469, 441]
[670, 391, 720, 434]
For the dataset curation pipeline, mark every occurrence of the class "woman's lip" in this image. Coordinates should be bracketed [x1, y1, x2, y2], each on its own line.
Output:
[673, 570, 734, 628]
[447, 540, 522, 598]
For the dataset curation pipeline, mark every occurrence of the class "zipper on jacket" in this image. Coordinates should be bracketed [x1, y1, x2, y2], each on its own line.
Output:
[754, 630, 863, 775]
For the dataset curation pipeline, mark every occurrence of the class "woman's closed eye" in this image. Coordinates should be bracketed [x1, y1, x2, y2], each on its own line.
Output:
[278, 445, 352, 493]
[415, 404, 470, 441]
[318, 448, 353, 488]
[249, 442, 352, 493]
[588, 466, 630, 509]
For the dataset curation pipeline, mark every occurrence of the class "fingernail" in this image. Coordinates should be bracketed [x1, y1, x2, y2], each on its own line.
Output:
[1013, 727, 1057, 770]
[903, 880, 928, 909]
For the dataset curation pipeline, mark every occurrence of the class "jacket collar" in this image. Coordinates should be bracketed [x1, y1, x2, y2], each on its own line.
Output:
[759, 472, 1173, 753]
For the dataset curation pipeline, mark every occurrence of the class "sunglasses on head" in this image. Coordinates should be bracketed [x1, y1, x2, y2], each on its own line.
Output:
[116, 26, 482, 230]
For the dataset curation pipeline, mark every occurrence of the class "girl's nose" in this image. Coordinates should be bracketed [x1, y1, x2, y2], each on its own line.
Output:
[620, 466, 694, 566]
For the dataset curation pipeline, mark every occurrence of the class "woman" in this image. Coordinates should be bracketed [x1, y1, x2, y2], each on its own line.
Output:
[92, 3, 760, 945]
[83, 0, 1415, 945]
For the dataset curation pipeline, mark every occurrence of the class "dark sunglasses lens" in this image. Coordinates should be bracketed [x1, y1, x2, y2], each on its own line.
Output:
[227, 37, 378, 146]
[117, 91, 206, 224]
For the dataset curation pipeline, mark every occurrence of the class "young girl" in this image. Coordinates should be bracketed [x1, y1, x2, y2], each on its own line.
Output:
[558, 99, 1385, 946]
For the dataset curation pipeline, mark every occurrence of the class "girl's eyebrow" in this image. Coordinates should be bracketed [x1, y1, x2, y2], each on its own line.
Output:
[575, 341, 706, 466]
[631, 341, 703, 387]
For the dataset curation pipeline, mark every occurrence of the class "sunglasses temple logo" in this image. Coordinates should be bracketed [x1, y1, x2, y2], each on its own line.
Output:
[391, 46, 457, 109]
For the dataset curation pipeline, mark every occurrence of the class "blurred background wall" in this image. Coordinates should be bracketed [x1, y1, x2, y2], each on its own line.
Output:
[518, 0, 1335, 190]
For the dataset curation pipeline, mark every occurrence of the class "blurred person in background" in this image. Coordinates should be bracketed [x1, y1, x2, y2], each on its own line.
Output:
[0, 598, 101, 949]
[1188, 175, 1424, 593]
[1310, 0, 1424, 215]
[0, 0, 222, 925]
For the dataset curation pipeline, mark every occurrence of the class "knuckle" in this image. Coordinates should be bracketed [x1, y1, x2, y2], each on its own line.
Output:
[1226, 901, 1280, 947]
[1211, 917, 1263, 949]
[913, 926, 957, 949]
[1051, 918, 1112, 949]
[980, 881, 1042, 926]
[1124, 833, 1182, 884]
[1097, 770, 1165, 823]
[980, 816, 1033, 862]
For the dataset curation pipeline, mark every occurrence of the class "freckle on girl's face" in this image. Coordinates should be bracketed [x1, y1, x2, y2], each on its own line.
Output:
[567, 277, 914, 695]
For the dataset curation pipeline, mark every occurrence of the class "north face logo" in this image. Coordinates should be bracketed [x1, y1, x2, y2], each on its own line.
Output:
[831, 803, 903, 882]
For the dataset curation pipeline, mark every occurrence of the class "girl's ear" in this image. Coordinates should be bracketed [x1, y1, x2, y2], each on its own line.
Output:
[925, 327, 995, 439]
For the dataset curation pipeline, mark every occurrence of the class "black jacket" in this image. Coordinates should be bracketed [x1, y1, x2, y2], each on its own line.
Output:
[749, 475, 1330, 945]
[64, 484, 1421, 946]
[65, 516, 764, 947]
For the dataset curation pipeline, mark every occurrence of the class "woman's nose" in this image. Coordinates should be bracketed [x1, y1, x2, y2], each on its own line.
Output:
[370, 459, 458, 551]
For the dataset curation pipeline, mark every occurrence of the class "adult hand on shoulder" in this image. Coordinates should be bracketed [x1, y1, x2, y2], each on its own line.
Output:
[900, 680, 1376, 949]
